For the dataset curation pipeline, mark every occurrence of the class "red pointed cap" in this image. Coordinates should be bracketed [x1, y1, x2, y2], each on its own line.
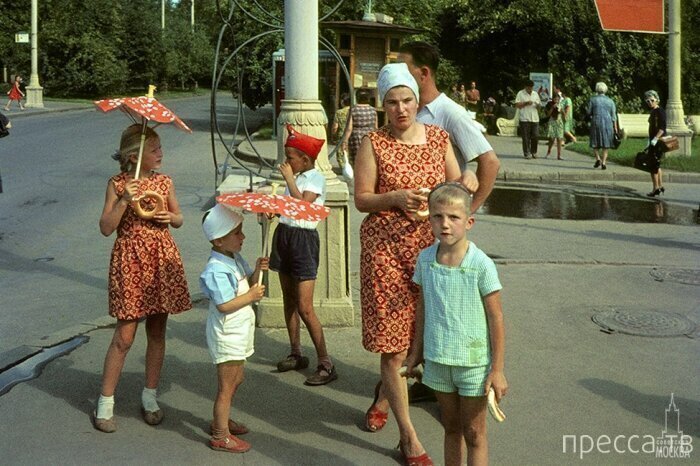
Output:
[284, 124, 325, 160]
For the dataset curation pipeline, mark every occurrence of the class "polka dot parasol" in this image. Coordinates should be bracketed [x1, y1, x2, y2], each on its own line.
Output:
[94, 96, 191, 133]
[216, 191, 330, 222]
[94, 85, 191, 180]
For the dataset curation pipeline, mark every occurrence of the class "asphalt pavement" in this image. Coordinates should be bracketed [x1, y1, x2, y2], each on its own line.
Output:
[0, 99, 698, 465]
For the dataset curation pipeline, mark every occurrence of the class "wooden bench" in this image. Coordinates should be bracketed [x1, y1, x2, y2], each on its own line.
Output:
[496, 108, 519, 136]
[617, 113, 649, 138]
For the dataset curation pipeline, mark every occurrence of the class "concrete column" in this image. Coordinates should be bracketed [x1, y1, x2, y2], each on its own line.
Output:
[274, 0, 338, 183]
[666, 0, 692, 156]
[258, 0, 353, 327]
[25, 0, 43, 108]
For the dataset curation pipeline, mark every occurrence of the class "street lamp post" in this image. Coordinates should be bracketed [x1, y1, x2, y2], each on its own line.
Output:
[667, 0, 692, 155]
[25, 0, 43, 108]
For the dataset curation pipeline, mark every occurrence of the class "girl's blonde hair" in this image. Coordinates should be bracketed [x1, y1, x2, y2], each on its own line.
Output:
[112, 124, 159, 172]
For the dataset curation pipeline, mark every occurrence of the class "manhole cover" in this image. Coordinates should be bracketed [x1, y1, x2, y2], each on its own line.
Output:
[649, 268, 700, 286]
[592, 309, 696, 337]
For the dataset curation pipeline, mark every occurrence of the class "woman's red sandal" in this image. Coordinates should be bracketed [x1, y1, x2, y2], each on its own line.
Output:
[398, 441, 434, 466]
[365, 380, 389, 432]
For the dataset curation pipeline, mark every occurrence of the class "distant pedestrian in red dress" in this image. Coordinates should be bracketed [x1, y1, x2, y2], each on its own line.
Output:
[92, 124, 192, 433]
[5, 75, 25, 111]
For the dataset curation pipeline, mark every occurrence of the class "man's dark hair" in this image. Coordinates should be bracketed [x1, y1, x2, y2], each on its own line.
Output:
[399, 41, 440, 74]
[356, 88, 372, 104]
[525, 79, 535, 87]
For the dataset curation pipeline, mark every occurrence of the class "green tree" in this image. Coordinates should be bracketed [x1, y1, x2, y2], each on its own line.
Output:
[40, 0, 129, 96]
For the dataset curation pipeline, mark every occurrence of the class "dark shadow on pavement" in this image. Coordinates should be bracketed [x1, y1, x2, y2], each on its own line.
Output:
[579, 378, 699, 438]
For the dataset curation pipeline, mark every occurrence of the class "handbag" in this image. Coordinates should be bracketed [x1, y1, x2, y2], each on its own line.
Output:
[341, 149, 354, 180]
[0, 116, 9, 138]
[634, 150, 657, 173]
[612, 130, 622, 149]
[658, 135, 679, 153]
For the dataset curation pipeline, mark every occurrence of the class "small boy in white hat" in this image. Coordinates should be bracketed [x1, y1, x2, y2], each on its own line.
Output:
[200, 204, 269, 454]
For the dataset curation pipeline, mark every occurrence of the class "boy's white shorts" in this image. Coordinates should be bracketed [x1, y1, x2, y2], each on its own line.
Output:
[206, 306, 255, 364]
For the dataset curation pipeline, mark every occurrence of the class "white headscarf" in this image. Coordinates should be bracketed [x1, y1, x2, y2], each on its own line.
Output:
[377, 63, 420, 105]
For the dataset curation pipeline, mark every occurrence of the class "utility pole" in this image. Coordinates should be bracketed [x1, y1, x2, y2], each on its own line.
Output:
[666, 0, 692, 155]
[191, 0, 195, 32]
[25, 0, 43, 108]
[161, 0, 165, 30]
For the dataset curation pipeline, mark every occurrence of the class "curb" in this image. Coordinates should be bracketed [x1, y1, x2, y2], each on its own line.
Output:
[3, 105, 93, 119]
[237, 141, 700, 185]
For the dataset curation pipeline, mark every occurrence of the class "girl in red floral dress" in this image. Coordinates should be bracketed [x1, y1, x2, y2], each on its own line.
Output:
[92, 124, 192, 433]
[4, 75, 25, 111]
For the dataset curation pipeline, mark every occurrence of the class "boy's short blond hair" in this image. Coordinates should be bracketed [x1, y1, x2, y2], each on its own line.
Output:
[428, 182, 472, 214]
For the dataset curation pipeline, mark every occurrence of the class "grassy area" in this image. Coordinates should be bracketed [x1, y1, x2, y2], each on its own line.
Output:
[566, 136, 700, 172]
[253, 121, 275, 140]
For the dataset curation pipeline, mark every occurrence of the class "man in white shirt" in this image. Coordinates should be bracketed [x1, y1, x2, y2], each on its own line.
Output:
[398, 41, 500, 214]
[515, 79, 541, 159]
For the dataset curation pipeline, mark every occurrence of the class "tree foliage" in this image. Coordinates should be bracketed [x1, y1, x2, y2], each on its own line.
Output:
[0, 0, 697, 116]
[440, 0, 699, 118]
[0, 0, 214, 97]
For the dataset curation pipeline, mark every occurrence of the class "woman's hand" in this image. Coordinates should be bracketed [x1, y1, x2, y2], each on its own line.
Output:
[393, 189, 428, 212]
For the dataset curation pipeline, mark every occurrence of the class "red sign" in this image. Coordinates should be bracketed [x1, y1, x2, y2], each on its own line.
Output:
[594, 0, 665, 33]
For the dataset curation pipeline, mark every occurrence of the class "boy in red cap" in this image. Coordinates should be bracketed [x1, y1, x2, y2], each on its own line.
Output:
[270, 124, 337, 385]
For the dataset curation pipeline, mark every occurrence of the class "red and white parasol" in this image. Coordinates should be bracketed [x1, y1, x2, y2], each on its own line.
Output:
[217, 184, 330, 284]
[216, 191, 330, 223]
[95, 85, 192, 180]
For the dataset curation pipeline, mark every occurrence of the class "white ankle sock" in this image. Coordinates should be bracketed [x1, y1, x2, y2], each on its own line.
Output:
[141, 387, 160, 412]
[96, 394, 115, 419]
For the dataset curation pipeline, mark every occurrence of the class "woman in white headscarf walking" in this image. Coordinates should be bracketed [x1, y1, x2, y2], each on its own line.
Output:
[354, 63, 467, 466]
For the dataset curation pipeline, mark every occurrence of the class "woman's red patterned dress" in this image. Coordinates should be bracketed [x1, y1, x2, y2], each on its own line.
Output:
[108, 172, 192, 320]
[361, 124, 448, 353]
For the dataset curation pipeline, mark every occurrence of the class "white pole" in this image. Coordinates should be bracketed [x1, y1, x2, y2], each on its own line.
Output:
[161, 0, 165, 30]
[666, 0, 685, 131]
[285, 0, 318, 100]
[191, 0, 195, 31]
[25, 0, 44, 108]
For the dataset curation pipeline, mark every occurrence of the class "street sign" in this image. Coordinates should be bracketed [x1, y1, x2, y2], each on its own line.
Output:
[15, 32, 29, 43]
[594, 0, 665, 34]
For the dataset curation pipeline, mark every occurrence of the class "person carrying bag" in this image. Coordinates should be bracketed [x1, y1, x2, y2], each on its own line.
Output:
[0, 111, 10, 138]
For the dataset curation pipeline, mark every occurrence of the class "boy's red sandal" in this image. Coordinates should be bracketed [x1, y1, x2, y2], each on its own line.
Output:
[209, 434, 251, 453]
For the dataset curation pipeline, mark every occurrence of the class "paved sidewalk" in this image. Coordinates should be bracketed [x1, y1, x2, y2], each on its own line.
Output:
[2, 99, 94, 118]
[1, 105, 698, 465]
[237, 134, 700, 185]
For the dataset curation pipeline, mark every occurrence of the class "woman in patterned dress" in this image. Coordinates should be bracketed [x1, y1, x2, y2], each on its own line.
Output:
[341, 88, 378, 166]
[354, 63, 465, 465]
[587, 82, 618, 170]
[92, 124, 192, 433]
[545, 94, 565, 160]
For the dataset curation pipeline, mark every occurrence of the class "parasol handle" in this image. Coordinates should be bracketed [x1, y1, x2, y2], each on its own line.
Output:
[258, 183, 280, 286]
[133, 119, 148, 180]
